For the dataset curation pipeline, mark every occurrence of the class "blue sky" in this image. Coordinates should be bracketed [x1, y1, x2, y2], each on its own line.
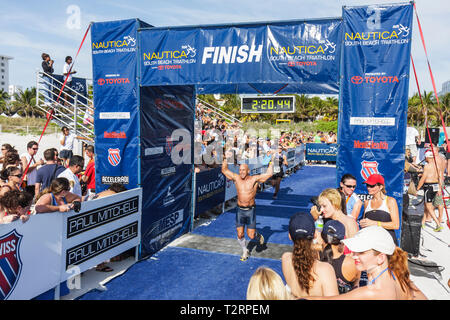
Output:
[0, 0, 448, 96]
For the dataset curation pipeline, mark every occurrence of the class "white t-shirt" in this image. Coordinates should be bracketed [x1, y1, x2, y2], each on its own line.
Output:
[60, 132, 75, 151]
[58, 168, 81, 197]
[63, 62, 73, 83]
[406, 127, 419, 145]
[20, 152, 38, 185]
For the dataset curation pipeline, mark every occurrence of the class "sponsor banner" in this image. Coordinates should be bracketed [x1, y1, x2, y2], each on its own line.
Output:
[139, 19, 341, 94]
[0, 214, 63, 300]
[103, 131, 127, 139]
[294, 145, 305, 166]
[92, 19, 148, 192]
[306, 143, 337, 162]
[139, 85, 194, 257]
[195, 168, 226, 216]
[0, 189, 142, 300]
[99, 112, 131, 119]
[101, 175, 130, 185]
[61, 188, 142, 279]
[337, 3, 413, 244]
[66, 196, 139, 238]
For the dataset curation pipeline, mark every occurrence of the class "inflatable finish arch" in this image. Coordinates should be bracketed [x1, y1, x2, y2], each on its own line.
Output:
[91, 2, 413, 256]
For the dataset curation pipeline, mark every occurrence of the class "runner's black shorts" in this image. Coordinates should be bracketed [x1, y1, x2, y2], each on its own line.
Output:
[236, 206, 256, 229]
[423, 183, 439, 203]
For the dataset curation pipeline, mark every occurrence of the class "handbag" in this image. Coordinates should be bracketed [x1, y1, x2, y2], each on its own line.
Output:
[407, 181, 417, 196]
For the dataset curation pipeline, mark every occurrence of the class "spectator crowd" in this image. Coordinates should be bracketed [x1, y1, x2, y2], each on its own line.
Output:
[194, 102, 337, 173]
[0, 127, 99, 224]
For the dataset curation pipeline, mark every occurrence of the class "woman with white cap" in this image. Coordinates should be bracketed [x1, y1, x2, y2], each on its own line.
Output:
[360, 173, 399, 245]
[309, 226, 427, 300]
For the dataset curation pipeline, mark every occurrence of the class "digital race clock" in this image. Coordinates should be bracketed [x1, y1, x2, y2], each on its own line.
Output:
[241, 96, 295, 113]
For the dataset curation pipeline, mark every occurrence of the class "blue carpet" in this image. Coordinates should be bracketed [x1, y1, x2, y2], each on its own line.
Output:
[79, 247, 282, 300]
[79, 166, 337, 300]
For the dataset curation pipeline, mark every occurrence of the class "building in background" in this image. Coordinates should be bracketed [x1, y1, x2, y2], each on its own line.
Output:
[8, 85, 22, 101]
[0, 55, 13, 93]
[440, 80, 450, 96]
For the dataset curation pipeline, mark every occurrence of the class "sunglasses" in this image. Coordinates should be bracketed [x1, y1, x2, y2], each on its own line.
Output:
[344, 184, 356, 189]
[366, 184, 378, 188]
[11, 174, 22, 178]
[32, 148, 39, 151]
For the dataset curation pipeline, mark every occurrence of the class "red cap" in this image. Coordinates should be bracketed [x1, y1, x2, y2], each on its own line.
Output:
[364, 174, 385, 185]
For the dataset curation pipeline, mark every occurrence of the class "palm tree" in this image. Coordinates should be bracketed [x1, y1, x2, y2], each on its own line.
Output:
[324, 96, 339, 120]
[440, 92, 450, 126]
[293, 94, 310, 121]
[421, 90, 434, 124]
[221, 94, 241, 118]
[0, 89, 9, 114]
[307, 96, 327, 121]
[408, 93, 421, 126]
[12, 87, 44, 118]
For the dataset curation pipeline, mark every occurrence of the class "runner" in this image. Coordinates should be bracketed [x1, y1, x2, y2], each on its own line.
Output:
[271, 145, 288, 199]
[416, 150, 444, 231]
[221, 150, 274, 261]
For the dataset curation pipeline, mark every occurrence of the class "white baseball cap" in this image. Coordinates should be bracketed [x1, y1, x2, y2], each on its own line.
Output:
[425, 150, 434, 158]
[342, 226, 396, 255]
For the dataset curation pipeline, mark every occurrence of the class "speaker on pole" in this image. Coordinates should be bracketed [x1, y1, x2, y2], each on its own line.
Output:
[424, 127, 439, 146]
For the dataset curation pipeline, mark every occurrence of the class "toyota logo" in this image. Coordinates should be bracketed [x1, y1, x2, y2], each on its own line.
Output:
[351, 76, 363, 84]
[97, 78, 105, 85]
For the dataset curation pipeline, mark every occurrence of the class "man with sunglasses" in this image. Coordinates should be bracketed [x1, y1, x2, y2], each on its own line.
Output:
[57, 155, 84, 198]
[20, 141, 44, 198]
[339, 173, 362, 220]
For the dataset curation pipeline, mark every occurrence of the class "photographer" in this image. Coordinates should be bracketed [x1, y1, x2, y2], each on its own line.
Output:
[35, 177, 81, 213]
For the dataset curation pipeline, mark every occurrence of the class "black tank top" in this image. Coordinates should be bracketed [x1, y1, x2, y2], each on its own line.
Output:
[365, 198, 398, 246]
[331, 255, 353, 294]
[364, 210, 398, 246]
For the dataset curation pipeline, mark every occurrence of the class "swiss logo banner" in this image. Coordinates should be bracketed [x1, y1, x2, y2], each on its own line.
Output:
[0, 230, 23, 300]
[337, 3, 414, 244]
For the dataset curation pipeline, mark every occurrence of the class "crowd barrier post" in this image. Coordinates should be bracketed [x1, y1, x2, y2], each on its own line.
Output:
[191, 172, 197, 232]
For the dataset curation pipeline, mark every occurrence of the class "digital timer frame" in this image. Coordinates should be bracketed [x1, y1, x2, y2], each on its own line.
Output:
[240, 96, 295, 113]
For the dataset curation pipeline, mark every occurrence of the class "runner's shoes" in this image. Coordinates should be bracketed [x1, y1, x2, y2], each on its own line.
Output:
[240, 249, 249, 261]
[259, 233, 265, 246]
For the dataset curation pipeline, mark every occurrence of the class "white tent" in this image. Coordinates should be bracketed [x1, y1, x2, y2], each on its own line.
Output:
[10, 113, 21, 118]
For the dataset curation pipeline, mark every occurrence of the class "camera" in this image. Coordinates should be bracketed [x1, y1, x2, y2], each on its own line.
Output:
[310, 196, 321, 212]
[72, 201, 81, 213]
